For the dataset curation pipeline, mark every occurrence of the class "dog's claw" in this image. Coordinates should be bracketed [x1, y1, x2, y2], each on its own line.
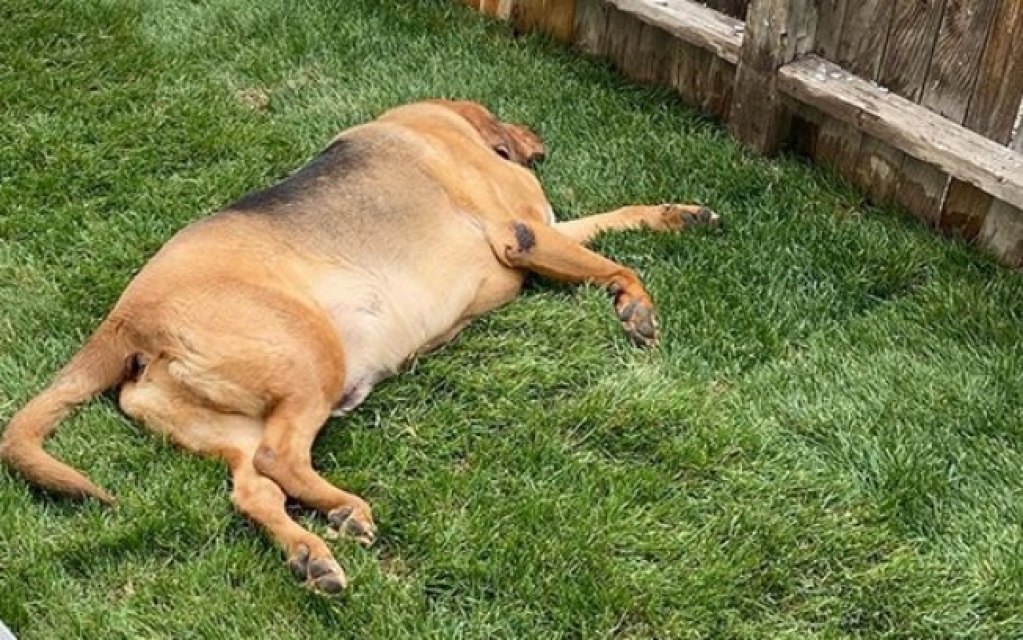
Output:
[328, 505, 377, 546]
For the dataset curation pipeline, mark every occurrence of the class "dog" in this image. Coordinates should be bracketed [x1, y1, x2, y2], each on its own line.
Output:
[1, 100, 719, 592]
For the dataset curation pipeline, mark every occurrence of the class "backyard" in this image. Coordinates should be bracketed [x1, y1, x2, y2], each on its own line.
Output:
[1, 0, 1022, 637]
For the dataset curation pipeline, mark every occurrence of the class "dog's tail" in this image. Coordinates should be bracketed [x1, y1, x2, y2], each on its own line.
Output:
[0, 318, 134, 505]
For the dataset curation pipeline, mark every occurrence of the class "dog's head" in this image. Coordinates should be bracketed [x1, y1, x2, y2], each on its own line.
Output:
[431, 100, 546, 168]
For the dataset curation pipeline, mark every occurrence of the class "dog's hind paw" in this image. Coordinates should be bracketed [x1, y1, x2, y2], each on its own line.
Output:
[289, 544, 348, 594]
[328, 503, 377, 547]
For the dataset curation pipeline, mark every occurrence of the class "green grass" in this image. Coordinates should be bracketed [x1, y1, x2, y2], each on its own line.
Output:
[2, 0, 1022, 637]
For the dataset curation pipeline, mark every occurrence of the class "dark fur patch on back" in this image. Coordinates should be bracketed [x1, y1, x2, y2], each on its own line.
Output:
[512, 222, 535, 252]
[228, 138, 365, 212]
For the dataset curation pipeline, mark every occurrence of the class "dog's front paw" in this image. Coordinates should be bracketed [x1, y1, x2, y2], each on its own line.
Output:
[614, 295, 659, 347]
[659, 204, 721, 231]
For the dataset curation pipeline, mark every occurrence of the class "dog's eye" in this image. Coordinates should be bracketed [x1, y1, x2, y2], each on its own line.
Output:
[494, 144, 511, 160]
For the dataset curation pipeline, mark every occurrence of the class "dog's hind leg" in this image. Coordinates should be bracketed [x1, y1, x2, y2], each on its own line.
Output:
[488, 219, 661, 347]
[230, 450, 348, 592]
[252, 393, 376, 546]
[554, 204, 720, 245]
[156, 290, 375, 544]
[119, 371, 349, 593]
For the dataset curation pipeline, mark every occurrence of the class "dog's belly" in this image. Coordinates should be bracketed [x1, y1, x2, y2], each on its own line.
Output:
[314, 263, 501, 416]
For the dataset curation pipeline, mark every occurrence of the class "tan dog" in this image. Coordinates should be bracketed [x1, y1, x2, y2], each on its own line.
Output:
[1, 100, 718, 592]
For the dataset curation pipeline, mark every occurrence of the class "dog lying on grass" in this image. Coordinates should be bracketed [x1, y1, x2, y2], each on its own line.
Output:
[1, 100, 719, 592]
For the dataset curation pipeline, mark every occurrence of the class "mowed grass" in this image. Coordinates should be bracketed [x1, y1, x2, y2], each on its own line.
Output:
[1, 0, 1022, 637]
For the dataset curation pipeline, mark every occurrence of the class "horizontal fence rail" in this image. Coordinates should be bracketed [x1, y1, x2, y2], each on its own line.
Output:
[779, 56, 1023, 212]
[464, 0, 1023, 267]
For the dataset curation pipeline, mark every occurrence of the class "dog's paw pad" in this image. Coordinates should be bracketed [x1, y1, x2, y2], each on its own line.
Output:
[308, 558, 347, 593]
[288, 545, 348, 594]
[328, 505, 377, 546]
[616, 300, 659, 347]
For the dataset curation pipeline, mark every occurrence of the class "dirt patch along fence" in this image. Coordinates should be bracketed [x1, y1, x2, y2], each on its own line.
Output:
[464, 0, 1023, 268]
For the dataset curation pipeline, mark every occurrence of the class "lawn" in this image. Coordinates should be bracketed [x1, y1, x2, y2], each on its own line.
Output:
[2, 0, 1022, 637]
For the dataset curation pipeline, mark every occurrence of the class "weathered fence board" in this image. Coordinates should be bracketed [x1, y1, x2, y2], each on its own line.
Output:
[940, 0, 1023, 239]
[965, 0, 1023, 144]
[580, 3, 738, 116]
[605, 6, 643, 75]
[701, 56, 736, 119]
[836, 0, 892, 79]
[876, 0, 948, 222]
[779, 56, 1023, 212]
[922, 0, 998, 121]
[844, 0, 945, 209]
[668, 36, 700, 101]
[573, 0, 612, 54]
[801, 0, 849, 167]
[814, 0, 845, 60]
[896, 0, 999, 225]
[791, 0, 899, 198]
[807, 0, 893, 181]
[879, 0, 947, 104]
[606, 0, 742, 64]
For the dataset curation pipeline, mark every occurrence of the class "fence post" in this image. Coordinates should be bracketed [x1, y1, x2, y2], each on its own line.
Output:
[729, 0, 817, 154]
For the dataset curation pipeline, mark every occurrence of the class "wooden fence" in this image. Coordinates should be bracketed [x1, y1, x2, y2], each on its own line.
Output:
[464, 0, 1023, 267]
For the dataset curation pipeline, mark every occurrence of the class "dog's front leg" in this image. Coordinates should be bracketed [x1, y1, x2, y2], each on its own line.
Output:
[554, 204, 719, 245]
[487, 220, 659, 346]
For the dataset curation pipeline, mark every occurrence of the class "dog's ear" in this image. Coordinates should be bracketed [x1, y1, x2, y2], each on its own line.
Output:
[505, 123, 546, 167]
[430, 100, 545, 168]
